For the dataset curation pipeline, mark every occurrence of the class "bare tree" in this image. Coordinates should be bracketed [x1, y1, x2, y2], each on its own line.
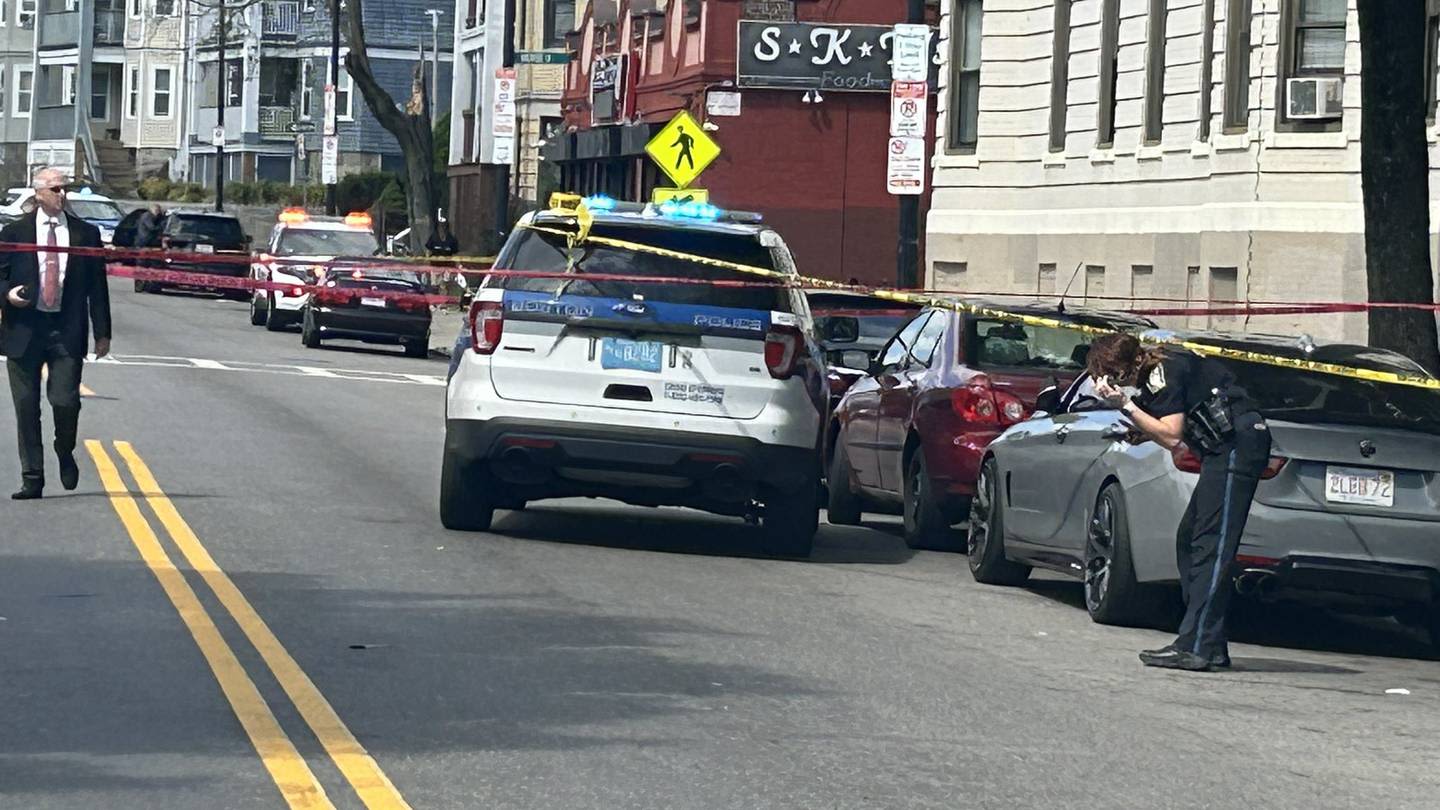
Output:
[1357, 2, 1440, 373]
[336, 0, 438, 254]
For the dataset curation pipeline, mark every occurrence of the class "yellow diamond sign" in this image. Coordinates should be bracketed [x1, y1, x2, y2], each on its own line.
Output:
[645, 110, 721, 189]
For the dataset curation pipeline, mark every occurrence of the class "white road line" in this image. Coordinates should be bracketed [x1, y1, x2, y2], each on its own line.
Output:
[74, 353, 446, 387]
[191, 358, 230, 370]
[296, 367, 340, 379]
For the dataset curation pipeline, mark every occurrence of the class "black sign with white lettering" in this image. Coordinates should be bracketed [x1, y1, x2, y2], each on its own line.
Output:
[736, 22, 939, 92]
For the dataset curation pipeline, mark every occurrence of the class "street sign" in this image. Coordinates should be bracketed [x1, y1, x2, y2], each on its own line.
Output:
[645, 110, 721, 189]
[295, 133, 306, 159]
[886, 136, 925, 196]
[288, 120, 316, 133]
[211, 126, 224, 147]
[652, 187, 710, 205]
[890, 81, 928, 138]
[891, 23, 931, 82]
[516, 51, 570, 65]
[706, 90, 742, 118]
[321, 135, 339, 185]
[324, 84, 336, 136]
[489, 68, 517, 165]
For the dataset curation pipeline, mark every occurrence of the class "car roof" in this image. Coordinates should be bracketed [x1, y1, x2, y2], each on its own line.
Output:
[169, 209, 242, 220]
[932, 297, 1158, 331]
[529, 209, 772, 238]
[277, 220, 376, 233]
[1148, 328, 1436, 377]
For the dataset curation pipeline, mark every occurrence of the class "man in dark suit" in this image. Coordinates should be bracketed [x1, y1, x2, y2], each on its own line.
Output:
[0, 168, 112, 499]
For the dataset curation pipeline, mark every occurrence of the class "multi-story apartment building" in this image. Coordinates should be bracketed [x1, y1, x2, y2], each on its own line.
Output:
[186, 0, 453, 187]
[0, 1, 37, 188]
[927, 0, 1440, 343]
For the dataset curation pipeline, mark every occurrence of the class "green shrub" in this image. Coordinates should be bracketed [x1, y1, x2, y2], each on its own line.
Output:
[137, 177, 172, 201]
[181, 184, 209, 203]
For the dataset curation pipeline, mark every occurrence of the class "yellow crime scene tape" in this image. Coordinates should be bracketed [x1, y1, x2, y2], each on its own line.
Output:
[513, 194, 1440, 392]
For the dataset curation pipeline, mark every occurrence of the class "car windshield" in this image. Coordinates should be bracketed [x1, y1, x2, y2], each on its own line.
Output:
[809, 295, 919, 350]
[1232, 362, 1440, 435]
[170, 216, 246, 243]
[494, 222, 790, 312]
[1, 190, 25, 207]
[68, 200, 125, 221]
[278, 229, 379, 257]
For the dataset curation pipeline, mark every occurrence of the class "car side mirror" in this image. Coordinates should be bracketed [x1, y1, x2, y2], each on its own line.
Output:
[1034, 386, 1061, 415]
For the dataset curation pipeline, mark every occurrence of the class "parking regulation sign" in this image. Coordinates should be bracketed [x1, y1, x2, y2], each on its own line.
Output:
[886, 136, 925, 196]
[890, 81, 927, 138]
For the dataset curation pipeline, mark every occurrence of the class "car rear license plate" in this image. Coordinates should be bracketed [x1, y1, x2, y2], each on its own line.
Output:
[194, 244, 214, 254]
[1325, 466, 1394, 507]
[361, 296, 387, 308]
[601, 338, 662, 373]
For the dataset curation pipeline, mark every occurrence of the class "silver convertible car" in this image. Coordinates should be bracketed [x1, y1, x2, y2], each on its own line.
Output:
[966, 330, 1440, 646]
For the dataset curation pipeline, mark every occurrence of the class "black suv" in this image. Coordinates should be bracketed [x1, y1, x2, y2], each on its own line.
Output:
[121, 209, 252, 298]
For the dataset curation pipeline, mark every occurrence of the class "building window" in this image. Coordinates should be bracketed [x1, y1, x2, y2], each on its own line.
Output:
[300, 60, 313, 119]
[127, 65, 138, 117]
[1287, 0, 1346, 76]
[0, 70, 5, 115]
[1049, 1, 1071, 152]
[128, 0, 140, 17]
[153, 67, 172, 118]
[1209, 266, 1239, 327]
[226, 62, 243, 107]
[946, 0, 982, 153]
[155, 0, 176, 15]
[1198, 0, 1216, 140]
[0, 1, 7, 29]
[330, 63, 353, 120]
[1096, 0, 1120, 148]
[546, 0, 575, 49]
[1084, 265, 1105, 301]
[1144, 0, 1167, 144]
[19, 0, 35, 28]
[62, 65, 76, 105]
[1223, 0, 1252, 131]
[1037, 262, 1057, 295]
[464, 0, 478, 28]
[1427, 0, 1440, 123]
[1131, 265, 1154, 310]
[15, 66, 32, 116]
[91, 66, 108, 120]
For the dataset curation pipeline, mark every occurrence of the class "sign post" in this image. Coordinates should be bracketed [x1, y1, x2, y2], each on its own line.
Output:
[489, 68, 517, 165]
[891, 6, 928, 290]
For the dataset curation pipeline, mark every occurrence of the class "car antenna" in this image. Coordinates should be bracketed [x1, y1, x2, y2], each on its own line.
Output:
[1056, 261, 1084, 314]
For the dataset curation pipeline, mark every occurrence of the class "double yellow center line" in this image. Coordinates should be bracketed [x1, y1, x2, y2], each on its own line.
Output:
[86, 440, 411, 809]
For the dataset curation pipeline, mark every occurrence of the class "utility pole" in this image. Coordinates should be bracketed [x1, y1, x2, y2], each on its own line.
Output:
[327, 0, 340, 215]
[426, 8, 442, 126]
[897, 0, 925, 290]
[493, 0, 516, 246]
[216, 1, 228, 212]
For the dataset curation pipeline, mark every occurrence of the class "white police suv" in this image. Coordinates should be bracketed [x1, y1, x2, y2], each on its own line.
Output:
[250, 209, 380, 331]
[441, 196, 826, 556]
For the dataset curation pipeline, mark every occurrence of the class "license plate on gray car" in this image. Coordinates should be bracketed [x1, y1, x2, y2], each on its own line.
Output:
[1325, 466, 1394, 507]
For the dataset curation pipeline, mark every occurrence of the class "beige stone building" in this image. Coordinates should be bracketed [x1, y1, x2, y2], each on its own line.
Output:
[928, 0, 1440, 342]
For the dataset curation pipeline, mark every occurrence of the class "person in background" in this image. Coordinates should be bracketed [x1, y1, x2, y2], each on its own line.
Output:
[426, 213, 459, 257]
[136, 203, 164, 248]
[0, 168, 112, 499]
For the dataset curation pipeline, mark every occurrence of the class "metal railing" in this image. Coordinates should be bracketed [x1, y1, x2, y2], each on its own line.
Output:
[259, 106, 296, 138]
[262, 1, 300, 38]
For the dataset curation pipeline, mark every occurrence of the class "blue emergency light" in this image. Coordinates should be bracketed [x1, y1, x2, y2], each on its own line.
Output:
[582, 195, 618, 211]
[658, 200, 722, 221]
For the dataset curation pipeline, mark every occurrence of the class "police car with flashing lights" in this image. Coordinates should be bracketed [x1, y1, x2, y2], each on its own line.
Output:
[249, 208, 382, 331]
[441, 195, 827, 556]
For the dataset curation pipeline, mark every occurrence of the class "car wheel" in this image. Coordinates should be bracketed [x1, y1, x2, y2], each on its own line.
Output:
[967, 458, 1031, 586]
[134, 279, 150, 293]
[403, 338, 429, 359]
[760, 477, 819, 558]
[439, 447, 497, 532]
[1084, 484, 1162, 626]
[1426, 604, 1440, 652]
[903, 447, 960, 551]
[249, 294, 268, 326]
[826, 438, 863, 526]
[264, 297, 288, 332]
[301, 310, 322, 348]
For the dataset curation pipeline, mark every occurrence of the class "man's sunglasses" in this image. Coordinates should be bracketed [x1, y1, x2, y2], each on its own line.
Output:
[40, 185, 66, 193]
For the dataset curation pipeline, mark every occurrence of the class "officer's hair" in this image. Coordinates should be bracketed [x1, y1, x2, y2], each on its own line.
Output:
[1087, 333, 1167, 385]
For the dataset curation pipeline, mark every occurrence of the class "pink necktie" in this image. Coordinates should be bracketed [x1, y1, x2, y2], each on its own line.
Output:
[42, 220, 60, 309]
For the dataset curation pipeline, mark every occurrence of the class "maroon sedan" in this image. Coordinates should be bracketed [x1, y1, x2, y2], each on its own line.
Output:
[825, 302, 1154, 550]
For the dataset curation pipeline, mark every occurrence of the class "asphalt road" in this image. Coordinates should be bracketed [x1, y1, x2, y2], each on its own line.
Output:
[3, 289, 1439, 809]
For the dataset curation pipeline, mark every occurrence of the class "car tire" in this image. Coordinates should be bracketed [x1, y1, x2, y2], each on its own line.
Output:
[134, 279, 150, 293]
[403, 338, 429, 359]
[439, 447, 497, 532]
[903, 447, 960, 551]
[761, 478, 818, 558]
[967, 458, 1031, 586]
[1084, 484, 1163, 627]
[301, 310, 322, 348]
[264, 297, 288, 332]
[826, 438, 864, 526]
[1426, 604, 1440, 653]
[249, 295, 268, 326]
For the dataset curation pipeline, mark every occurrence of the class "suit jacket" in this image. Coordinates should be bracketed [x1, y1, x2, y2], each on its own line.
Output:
[0, 212, 112, 360]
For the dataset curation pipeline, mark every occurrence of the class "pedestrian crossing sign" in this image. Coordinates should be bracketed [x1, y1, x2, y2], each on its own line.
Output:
[645, 110, 721, 189]
[652, 187, 709, 205]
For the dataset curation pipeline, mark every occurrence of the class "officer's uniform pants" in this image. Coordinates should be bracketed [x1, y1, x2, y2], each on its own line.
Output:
[1173, 411, 1272, 659]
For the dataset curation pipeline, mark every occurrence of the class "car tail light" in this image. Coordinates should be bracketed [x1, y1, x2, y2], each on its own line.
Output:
[1260, 456, 1288, 480]
[764, 324, 803, 379]
[290, 286, 304, 297]
[1171, 445, 1288, 479]
[950, 376, 1029, 427]
[470, 300, 503, 355]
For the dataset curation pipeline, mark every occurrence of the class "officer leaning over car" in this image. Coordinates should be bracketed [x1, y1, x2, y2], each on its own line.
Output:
[1087, 333, 1272, 672]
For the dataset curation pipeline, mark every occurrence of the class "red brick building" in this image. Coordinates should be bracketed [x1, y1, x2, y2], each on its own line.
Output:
[541, 0, 939, 287]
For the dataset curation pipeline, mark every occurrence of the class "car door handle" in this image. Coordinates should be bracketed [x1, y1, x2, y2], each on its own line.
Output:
[1101, 423, 1129, 440]
[1055, 425, 1071, 443]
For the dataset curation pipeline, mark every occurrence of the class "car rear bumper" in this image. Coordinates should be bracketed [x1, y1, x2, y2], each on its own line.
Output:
[929, 427, 1005, 498]
[314, 306, 431, 342]
[446, 417, 818, 510]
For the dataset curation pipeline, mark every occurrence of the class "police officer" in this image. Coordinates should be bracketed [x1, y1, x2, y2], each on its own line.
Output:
[1088, 333, 1271, 672]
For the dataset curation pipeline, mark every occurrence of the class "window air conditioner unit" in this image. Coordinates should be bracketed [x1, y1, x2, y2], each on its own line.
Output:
[1286, 77, 1344, 120]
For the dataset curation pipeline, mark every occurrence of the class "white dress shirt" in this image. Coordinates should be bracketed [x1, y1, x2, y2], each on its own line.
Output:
[34, 209, 69, 313]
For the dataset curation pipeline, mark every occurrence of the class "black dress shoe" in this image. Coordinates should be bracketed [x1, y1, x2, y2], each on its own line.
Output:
[11, 485, 43, 500]
[1209, 652, 1232, 669]
[58, 452, 79, 491]
[1139, 648, 1213, 672]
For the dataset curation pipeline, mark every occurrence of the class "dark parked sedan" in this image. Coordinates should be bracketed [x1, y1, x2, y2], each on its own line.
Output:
[125, 210, 252, 298]
[301, 266, 433, 358]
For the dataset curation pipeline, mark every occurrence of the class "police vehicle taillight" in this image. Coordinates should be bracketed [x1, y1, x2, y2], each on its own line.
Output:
[764, 324, 803, 379]
[470, 300, 504, 355]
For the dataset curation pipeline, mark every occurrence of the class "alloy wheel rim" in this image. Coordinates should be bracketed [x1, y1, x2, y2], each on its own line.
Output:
[1085, 495, 1114, 612]
[968, 469, 991, 562]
